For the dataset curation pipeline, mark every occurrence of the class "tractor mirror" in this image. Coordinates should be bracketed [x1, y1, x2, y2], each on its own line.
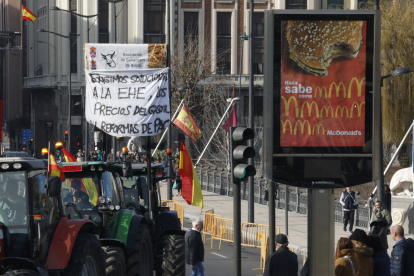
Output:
[47, 177, 62, 197]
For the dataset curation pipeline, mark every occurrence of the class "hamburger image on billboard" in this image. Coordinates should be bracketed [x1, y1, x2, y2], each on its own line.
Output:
[280, 20, 366, 147]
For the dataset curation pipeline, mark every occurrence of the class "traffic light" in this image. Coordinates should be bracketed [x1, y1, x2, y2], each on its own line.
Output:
[29, 138, 34, 147]
[230, 126, 256, 183]
[64, 130, 68, 141]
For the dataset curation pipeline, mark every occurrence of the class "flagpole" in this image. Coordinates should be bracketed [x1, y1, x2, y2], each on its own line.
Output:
[152, 99, 185, 156]
[194, 97, 240, 167]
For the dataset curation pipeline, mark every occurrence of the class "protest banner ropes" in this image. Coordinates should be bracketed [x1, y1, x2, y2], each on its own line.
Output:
[84, 43, 167, 70]
[85, 68, 170, 137]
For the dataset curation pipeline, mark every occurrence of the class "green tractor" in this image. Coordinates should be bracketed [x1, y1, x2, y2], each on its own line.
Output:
[0, 157, 105, 276]
[60, 159, 185, 276]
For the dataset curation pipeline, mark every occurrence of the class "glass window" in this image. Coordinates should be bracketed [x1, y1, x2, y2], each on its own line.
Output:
[327, 0, 344, 9]
[253, 13, 264, 74]
[120, 175, 148, 210]
[114, 174, 125, 205]
[101, 172, 115, 203]
[144, 0, 166, 43]
[286, 0, 307, 9]
[217, 12, 232, 74]
[71, 95, 82, 116]
[108, 173, 120, 205]
[184, 12, 199, 45]
[99, 1, 109, 43]
[62, 173, 100, 210]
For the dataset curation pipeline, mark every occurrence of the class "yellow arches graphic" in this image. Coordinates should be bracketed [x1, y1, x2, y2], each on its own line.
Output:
[312, 124, 325, 135]
[300, 102, 319, 118]
[280, 120, 323, 135]
[281, 96, 299, 118]
[294, 120, 311, 135]
[314, 78, 365, 98]
[350, 102, 365, 118]
[335, 106, 349, 118]
[320, 106, 334, 118]
[281, 120, 293, 134]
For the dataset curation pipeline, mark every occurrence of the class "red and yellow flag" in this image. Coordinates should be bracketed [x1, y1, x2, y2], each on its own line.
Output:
[49, 152, 65, 181]
[22, 6, 37, 24]
[179, 142, 203, 209]
[173, 104, 202, 142]
[62, 147, 77, 162]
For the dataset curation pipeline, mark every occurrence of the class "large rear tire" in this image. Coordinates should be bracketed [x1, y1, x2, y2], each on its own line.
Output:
[126, 224, 153, 276]
[103, 246, 126, 276]
[62, 232, 106, 276]
[160, 234, 186, 276]
[3, 270, 39, 276]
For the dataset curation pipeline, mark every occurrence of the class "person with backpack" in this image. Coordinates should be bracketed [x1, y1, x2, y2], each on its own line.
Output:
[340, 187, 359, 233]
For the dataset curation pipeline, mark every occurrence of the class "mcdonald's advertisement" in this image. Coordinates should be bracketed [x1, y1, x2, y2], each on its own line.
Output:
[281, 20, 366, 147]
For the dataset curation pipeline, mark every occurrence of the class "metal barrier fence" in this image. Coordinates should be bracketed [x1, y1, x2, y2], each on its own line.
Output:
[241, 222, 280, 248]
[161, 200, 184, 230]
[195, 168, 372, 229]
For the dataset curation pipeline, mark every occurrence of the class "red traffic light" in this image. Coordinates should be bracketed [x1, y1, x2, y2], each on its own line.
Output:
[64, 130, 68, 134]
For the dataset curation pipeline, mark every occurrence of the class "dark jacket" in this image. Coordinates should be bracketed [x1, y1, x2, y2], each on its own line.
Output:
[340, 191, 358, 210]
[263, 246, 298, 276]
[390, 238, 414, 276]
[372, 249, 390, 276]
[384, 192, 392, 211]
[371, 206, 392, 226]
[185, 229, 204, 265]
[352, 240, 373, 276]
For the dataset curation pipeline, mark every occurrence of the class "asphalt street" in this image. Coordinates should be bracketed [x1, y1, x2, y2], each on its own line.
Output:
[183, 218, 304, 276]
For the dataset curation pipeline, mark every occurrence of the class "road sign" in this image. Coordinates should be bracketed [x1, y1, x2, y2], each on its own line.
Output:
[22, 129, 33, 142]
[23, 141, 27, 145]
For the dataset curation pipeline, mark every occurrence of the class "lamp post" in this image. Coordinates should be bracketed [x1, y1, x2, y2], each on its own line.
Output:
[50, 7, 98, 160]
[238, 31, 249, 125]
[100, 0, 127, 43]
[248, 0, 255, 224]
[374, 67, 413, 204]
[38, 29, 79, 152]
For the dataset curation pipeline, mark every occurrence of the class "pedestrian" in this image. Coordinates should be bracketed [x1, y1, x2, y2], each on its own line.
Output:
[174, 160, 182, 196]
[384, 185, 391, 211]
[340, 187, 359, 233]
[390, 225, 414, 276]
[263, 233, 298, 276]
[349, 229, 373, 276]
[76, 149, 84, 162]
[107, 149, 114, 162]
[89, 150, 98, 161]
[366, 234, 390, 276]
[335, 237, 359, 276]
[371, 200, 392, 248]
[185, 219, 204, 276]
[116, 151, 121, 161]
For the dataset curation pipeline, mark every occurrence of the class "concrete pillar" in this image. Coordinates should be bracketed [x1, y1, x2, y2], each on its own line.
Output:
[128, 0, 144, 43]
[308, 189, 335, 275]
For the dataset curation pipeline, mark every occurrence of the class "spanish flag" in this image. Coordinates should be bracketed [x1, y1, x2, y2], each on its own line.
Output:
[179, 142, 203, 209]
[173, 104, 202, 142]
[61, 147, 77, 162]
[49, 152, 65, 181]
[22, 6, 37, 24]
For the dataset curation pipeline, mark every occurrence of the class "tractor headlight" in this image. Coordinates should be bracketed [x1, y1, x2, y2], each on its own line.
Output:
[109, 205, 115, 211]
[13, 163, 22, 169]
[1, 164, 9, 170]
[98, 166, 104, 172]
[90, 166, 96, 172]
[98, 196, 106, 204]
[115, 205, 121, 211]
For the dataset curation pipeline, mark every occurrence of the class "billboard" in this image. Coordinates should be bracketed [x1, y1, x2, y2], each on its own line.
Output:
[281, 20, 366, 147]
[262, 10, 381, 189]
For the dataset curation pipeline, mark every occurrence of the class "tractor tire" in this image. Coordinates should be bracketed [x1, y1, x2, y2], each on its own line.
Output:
[62, 232, 106, 276]
[126, 224, 153, 276]
[3, 270, 39, 276]
[159, 234, 186, 276]
[103, 246, 126, 276]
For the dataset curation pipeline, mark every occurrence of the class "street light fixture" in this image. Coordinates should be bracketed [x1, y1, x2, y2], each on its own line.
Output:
[100, 0, 127, 43]
[38, 29, 80, 152]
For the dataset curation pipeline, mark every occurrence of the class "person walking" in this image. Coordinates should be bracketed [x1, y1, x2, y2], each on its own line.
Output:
[366, 234, 390, 276]
[335, 237, 359, 276]
[76, 149, 84, 162]
[185, 219, 204, 276]
[371, 201, 392, 248]
[107, 149, 114, 162]
[263, 234, 298, 276]
[390, 225, 414, 276]
[340, 187, 359, 233]
[350, 229, 373, 276]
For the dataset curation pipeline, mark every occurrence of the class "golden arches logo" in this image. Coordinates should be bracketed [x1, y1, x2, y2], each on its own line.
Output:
[320, 106, 334, 118]
[294, 120, 311, 135]
[350, 101, 365, 118]
[281, 96, 299, 118]
[313, 78, 365, 99]
[312, 124, 325, 135]
[300, 102, 319, 118]
[335, 106, 349, 118]
[281, 120, 293, 134]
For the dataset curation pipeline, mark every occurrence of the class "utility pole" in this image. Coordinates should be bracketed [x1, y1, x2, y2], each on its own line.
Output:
[248, 0, 255, 223]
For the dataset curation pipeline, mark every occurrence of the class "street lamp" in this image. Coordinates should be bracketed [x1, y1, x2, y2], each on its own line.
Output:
[375, 67, 413, 204]
[38, 29, 80, 152]
[238, 31, 249, 125]
[100, 0, 127, 43]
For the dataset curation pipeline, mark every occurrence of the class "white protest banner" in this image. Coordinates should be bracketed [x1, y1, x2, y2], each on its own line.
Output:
[85, 68, 170, 137]
[84, 43, 167, 71]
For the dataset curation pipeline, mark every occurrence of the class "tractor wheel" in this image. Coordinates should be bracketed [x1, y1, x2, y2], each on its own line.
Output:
[62, 232, 106, 276]
[3, 270, 39, 276]
[159, 234, 186, 276]
[126, 224, 153, 276]
[103, 246, 126, 276]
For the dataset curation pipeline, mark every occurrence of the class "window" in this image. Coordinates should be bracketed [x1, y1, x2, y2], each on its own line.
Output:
[71, 95, 82, 116]
[99, 1, 109, 43]
[286, 0, 307, 9]
[144, 0, 166, 43]
[327, 0, 344, 9]
[253, 13, 264, 74]
[217, 12, 232, 74]
[184, 12, 199, 45]
[108, 173, 120, 205]
[70, 0, 78, 73]
[101, 172, 115, 203]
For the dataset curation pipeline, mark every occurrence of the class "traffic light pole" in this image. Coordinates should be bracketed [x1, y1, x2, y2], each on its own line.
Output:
[248, 0, 255, 223]
[233, 181, 241, 276]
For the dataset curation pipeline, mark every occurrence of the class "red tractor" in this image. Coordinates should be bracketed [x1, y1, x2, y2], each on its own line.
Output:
[0, 157, 105, 276]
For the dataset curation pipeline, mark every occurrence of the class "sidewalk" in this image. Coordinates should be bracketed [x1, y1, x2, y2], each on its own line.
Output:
[160, 183, 411, 256]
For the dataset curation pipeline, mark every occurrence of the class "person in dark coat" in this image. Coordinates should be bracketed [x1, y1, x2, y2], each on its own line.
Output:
[185, 219, 204, 276]
[263, 234, 298, 276]
[366, 234, 390, 276]
[340, 187, 359, 233]
[384, 185, 392, 211]
[390, 225, 414, 276]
